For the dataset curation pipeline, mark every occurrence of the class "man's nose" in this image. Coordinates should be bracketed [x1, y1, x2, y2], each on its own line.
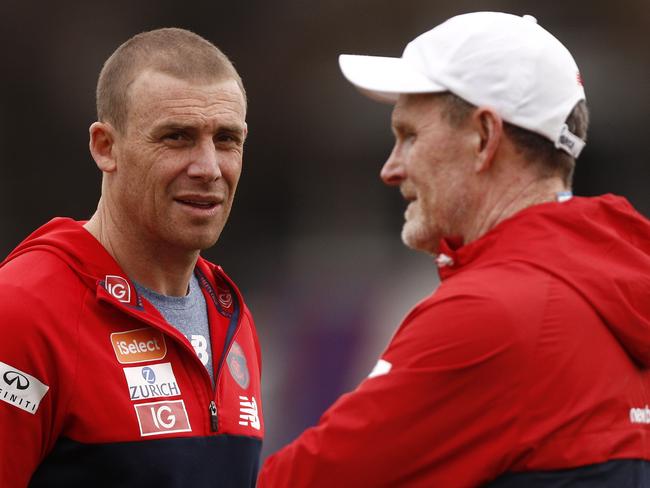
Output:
[187, 139, 222, 181]
[380, 145, 405, 186]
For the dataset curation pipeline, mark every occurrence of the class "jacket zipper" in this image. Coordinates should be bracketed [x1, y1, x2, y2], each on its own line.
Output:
[200, 265, 245, 436]
[209, 400, 218, 431]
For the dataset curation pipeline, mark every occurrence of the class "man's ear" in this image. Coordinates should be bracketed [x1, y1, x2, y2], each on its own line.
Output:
[469, 107, 503, 173]
[89, 122, 118, 173]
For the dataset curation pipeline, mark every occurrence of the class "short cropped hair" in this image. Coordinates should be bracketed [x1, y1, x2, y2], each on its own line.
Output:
[96, 27, 246, 133]
[439, 93, 589, 187]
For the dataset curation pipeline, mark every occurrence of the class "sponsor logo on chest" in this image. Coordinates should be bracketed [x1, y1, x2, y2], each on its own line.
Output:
[123, 362, 181, 401]
[134, 399, 192, 437]
[110, 328, 167, 364]
[0, 361, 49, 414]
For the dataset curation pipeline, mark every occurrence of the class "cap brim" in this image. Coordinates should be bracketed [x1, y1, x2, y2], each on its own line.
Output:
[338, 54, 445, 104]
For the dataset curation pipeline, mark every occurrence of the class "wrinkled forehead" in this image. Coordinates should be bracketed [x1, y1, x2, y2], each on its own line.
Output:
[125, 70, 247, 130]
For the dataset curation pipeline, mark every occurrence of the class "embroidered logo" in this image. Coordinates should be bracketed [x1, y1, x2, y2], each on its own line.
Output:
[111, 328, 167, 364]
[105, 275, 131, 303]
[227, 342, 250, 389]
[0, 361, 49, 414]
[196, 271, 234, 318]
[218, 292, 232, 310]
[216, 286, 234, 318]
[238, 396, 260, 430]
[134, 400, 192, 437]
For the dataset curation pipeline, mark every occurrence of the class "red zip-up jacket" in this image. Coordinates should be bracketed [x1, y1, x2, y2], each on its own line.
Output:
[259, 194, 650, 487]
[0, 218, 264, 487]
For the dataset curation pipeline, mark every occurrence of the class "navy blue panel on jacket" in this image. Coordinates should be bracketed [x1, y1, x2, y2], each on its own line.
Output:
[29, 435, 262, 487]
[487, 459, 650, 487]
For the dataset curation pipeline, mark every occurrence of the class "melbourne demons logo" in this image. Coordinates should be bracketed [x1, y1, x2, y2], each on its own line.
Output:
[218, 292, 232, 309]
[227, 342, 250, 389]
[105, 275, 131, 303]
[216, 287, 234, 317]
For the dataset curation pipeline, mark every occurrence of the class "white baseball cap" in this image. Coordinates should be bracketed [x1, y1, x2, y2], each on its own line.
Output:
[339, 12, 586, 157]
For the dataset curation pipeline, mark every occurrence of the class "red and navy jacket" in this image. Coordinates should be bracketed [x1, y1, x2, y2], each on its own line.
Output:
[259, 195, 650, 487]
[0, 218, 264, 487]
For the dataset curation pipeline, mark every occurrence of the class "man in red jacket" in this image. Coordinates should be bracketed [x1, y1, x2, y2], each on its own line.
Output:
[259, 12, 650, 487]
[0, 28, 263, 487]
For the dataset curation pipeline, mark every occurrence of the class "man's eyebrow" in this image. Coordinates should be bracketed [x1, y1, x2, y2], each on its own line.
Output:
[391, 119, 411, 134]
[391, 110, 404, 129]
[217, 124, 245, 135]
[152, 120, 245, 135]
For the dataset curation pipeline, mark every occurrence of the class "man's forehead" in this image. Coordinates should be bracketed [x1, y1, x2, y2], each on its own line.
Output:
[391, 93, 443, 125]
[127, 71, 246, 127]
[131, 69, 241, 102]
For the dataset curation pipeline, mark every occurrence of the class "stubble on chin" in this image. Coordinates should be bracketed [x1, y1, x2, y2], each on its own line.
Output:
[401, 221, 432, 253]
[400, 213, 440, 255]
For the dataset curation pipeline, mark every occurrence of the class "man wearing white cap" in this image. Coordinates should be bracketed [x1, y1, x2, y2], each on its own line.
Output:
[259, 12, 650, 487]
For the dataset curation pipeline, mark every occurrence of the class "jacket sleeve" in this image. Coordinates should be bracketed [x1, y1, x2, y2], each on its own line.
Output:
[0, 260, 81, 487]
[258, 292, 528, 488]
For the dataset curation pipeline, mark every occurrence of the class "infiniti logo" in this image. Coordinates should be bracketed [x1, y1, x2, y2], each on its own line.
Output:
[3, 370, 30, 390]
[0, 361, 49, 414]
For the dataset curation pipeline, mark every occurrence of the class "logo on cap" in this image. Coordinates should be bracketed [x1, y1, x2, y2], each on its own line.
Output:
[105, 275, 131, 303]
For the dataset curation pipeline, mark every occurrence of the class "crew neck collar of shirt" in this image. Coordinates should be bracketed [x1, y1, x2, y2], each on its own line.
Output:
[133, 271, 201, 310]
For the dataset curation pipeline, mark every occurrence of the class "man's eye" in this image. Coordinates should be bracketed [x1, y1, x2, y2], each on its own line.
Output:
[216, 133, 241, 144]
[165, 132, 186, 141]
[397, 131, 416, 142]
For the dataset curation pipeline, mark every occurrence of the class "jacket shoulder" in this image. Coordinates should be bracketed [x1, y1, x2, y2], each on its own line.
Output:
[0, 249, 88, 324]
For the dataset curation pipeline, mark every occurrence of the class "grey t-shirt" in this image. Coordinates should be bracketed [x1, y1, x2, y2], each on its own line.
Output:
[134, 272, 214, 384]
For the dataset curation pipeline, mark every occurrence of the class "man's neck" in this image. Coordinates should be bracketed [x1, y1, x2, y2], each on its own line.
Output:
[84, 202, 199, 297]
[462, 175, 568, 245]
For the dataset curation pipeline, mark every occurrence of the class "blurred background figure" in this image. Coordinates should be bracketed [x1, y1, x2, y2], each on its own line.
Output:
[1, 0, 649, 462]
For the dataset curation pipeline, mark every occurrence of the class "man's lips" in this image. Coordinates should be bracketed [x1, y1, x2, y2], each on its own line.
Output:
[401, 193, 417, 203]
[174, 194, 224, 209]
[401, 191, 417, 218]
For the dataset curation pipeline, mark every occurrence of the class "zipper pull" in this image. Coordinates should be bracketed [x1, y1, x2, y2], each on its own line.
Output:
[209, 401, 218, 432]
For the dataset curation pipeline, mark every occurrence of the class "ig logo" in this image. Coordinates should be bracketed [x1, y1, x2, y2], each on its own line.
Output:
[105, 275, 131, 303]
[134, 400, 191, 436]
[151, 405, 176, 429]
